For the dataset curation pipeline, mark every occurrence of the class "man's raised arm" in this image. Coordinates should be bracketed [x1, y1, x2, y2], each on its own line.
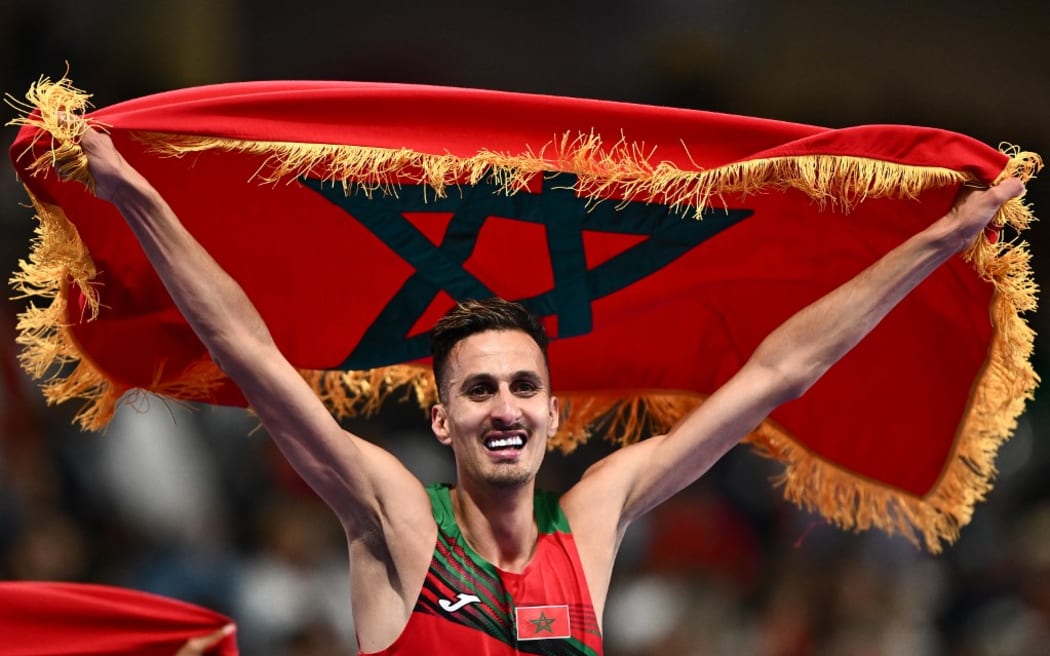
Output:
[73, 125, 432, 537]
[564, 179, 1025, 610]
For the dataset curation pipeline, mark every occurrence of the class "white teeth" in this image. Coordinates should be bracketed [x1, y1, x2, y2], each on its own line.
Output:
[485, 436, 525, 450]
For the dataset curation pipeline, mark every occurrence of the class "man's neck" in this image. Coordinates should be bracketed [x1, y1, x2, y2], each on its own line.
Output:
[451, 481, 538, 574]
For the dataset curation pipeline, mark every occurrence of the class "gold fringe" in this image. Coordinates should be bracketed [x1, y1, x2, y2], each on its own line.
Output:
[7, 191, 114, 429]
[551, 391, 703, 453]
[742, 150, 1042, 553]
[298, 369, 704, 456]
[7, 76, 1042, 552]
[142, 129, 970, 219]
[8, 193, 229, 431]
[303, 365, 438, 420]
[5, 75, 104, 190]
[742, 422, 970, 553]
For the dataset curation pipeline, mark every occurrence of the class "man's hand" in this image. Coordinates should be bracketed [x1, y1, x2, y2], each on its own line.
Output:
[943, 177, 1025, 251]
[54, 115, 130, 204]
[174, 623, 235, 656]
[74, 125, 133, 204]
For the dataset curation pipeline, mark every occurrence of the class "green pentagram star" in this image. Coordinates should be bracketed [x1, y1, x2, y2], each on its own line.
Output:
[529, 611, 556, 634]
[302, 173, 751, 369]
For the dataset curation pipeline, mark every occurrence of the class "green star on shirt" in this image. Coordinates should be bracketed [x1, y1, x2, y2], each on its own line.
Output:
[529, 611, 556, 634]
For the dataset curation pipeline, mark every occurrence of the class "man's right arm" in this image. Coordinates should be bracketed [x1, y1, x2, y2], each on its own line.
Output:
[75, 126, 434, 549]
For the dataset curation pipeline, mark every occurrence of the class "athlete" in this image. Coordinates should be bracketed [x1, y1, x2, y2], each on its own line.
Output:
[70, 123, 1024, 655]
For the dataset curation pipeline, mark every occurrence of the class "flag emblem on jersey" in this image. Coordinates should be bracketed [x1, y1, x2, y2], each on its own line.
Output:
[516, 605, 570, 641]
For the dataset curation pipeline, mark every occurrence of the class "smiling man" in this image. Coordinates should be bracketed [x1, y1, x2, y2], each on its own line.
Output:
[71, 123, 1023, 655]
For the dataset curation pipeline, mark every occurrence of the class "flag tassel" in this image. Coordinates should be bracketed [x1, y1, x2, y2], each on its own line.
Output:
[6, 76, 1041, 552]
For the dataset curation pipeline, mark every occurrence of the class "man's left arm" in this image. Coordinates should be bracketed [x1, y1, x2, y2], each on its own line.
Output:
[562, 179, 1025, 614]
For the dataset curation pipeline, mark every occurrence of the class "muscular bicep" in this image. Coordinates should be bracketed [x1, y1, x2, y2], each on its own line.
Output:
[77, 128, 435, 634]
[564, 363, 786, 620]
[567, 360, 786, 537]
[220, 337, 433, 538]
[228, 343, 438, 649]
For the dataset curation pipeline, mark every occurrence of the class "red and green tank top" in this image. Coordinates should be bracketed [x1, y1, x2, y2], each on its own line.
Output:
[361, 483, 603, 655]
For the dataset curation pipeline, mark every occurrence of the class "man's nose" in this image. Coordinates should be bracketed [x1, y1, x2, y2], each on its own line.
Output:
[490, 387, 522, 426]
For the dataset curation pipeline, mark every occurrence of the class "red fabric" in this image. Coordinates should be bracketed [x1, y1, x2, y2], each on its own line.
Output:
[0, 582, 237, 656]
[515, 606, 572, 641]
[7, 81, 1013, 500]
[372, 484, 601, 654]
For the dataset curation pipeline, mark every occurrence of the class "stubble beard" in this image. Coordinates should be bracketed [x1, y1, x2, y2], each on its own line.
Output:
[479, 434, 539, 489]
[482, 462, 534, 488]
[476, 420, 539, 489]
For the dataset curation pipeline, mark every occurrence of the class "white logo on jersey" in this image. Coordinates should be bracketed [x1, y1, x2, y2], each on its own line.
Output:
[439, 592, 482, 612]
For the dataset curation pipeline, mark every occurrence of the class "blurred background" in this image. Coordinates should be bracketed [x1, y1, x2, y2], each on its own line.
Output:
[1, 1, 1048, 654]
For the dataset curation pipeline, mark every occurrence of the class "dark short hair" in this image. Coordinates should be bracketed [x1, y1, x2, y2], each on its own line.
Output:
[430, 298, 550, 402]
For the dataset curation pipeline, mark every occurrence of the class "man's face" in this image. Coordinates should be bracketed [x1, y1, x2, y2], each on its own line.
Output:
[431, 329, 559, 489]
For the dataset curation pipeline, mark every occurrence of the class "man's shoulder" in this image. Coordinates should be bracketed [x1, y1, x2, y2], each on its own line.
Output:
[536, 488, 572, 534]
[422, 482, 451, 524]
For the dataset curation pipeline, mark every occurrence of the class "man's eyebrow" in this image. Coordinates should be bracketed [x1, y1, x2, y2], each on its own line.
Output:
[455, 371, 495, 390]
[457, 370, 544, 387]
[508, 370, 547, 389]
[457, 372, 495, 389]
[513, 370, 544, 383]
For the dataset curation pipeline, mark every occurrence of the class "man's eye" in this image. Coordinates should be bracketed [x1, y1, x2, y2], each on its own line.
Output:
[514, 381, 539, 394]
[467, 385, 493, 398]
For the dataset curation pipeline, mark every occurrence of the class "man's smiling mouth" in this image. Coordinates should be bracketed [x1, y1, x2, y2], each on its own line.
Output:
[484, 434, 526, 451]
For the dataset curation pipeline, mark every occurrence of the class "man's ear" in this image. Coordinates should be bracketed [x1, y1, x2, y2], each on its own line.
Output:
[547, 395, 560, 438]
[431, 403, 452, 446]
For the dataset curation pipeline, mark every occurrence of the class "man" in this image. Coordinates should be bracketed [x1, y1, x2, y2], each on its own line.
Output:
[72, 123, 1023, 655]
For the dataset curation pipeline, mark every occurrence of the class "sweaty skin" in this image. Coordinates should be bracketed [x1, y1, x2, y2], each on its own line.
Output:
[73, 124, 1023, 652]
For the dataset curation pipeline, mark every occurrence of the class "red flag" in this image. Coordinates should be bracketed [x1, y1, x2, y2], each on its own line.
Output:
[515, 605, 571, 641]
[0, 582, 237, 656]
[6, 76, 1041, 552]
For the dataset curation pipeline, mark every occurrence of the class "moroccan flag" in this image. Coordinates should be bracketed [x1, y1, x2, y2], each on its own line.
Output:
[515, 605, 572, 641]
[0, 581, 237, 655]
[6, 77, 1041, 552]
